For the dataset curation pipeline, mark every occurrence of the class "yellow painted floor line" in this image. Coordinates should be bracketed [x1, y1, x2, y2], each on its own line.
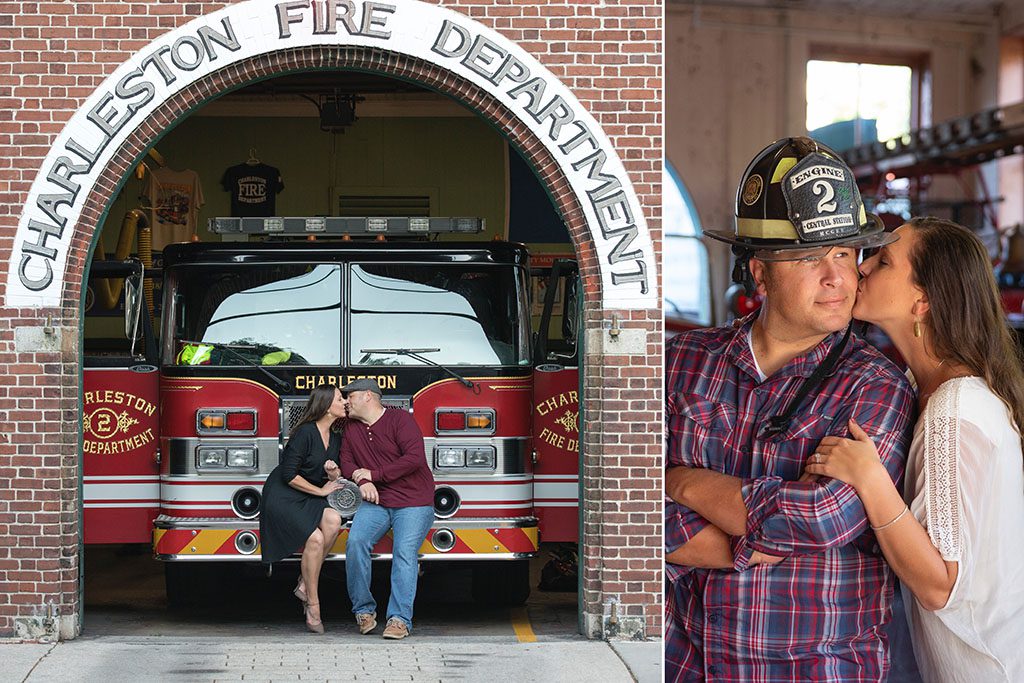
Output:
[511, 606, 537, 643]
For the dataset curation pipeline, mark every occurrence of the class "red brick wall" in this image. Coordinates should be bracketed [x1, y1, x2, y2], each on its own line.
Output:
[0, 0, 662, 639]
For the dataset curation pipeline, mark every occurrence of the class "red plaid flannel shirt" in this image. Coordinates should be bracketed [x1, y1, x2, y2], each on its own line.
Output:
[665, 316, 914, 682]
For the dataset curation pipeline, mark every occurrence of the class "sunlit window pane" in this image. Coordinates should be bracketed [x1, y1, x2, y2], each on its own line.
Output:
[806, 60, 912, 144]
[663, 161, 711, 326]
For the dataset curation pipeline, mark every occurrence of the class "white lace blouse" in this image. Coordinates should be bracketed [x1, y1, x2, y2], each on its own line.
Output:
[902, 376, 1024, 682]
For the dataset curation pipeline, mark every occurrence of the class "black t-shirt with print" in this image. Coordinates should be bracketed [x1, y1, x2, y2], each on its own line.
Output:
[221, 163, 285, 217]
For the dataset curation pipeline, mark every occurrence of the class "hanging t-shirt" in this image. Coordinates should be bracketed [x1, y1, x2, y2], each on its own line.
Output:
[221, 163, 285, 217]
[146, 167, 205, 250]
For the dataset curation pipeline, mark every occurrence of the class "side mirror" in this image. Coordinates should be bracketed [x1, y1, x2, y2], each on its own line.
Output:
[561, 278, 579, 348]
[124, 276, 143, 356]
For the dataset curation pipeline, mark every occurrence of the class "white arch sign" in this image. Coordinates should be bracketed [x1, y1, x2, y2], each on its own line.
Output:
[5, 0, 657, 309]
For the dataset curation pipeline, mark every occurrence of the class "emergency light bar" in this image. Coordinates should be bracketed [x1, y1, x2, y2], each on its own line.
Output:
[209, 216, 484, 236]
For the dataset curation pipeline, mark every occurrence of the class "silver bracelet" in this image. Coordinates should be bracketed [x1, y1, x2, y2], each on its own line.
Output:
[870, 505, 909, 531]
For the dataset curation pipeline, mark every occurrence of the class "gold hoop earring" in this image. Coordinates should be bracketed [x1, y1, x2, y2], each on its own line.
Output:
[913, 320, 922, 338]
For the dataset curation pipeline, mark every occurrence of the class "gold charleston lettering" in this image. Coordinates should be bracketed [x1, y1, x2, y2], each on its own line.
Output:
[294, 374, 398, 391]
[534, 390, 578, 416]
[84, 390, 157, 416]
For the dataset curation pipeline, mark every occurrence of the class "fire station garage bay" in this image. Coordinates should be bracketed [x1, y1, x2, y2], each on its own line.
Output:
[0, 1, 662, 642]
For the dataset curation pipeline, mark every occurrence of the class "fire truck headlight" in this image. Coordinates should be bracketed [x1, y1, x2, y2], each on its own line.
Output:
[227, 447, 257, 468]
[198, 447, 227, 468]
[436, 447, 466, 468]
[466, 447, 496, 468]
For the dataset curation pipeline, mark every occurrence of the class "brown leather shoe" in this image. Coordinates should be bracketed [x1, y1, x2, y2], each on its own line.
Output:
[355, 611, 377, 635]
[382, 617, 409, 640]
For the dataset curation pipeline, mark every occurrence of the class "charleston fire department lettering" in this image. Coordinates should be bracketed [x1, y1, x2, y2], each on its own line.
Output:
[535, 391, 578, 453]
[15, 18, 241, 292]
[535, 390, 577, 416]
[430, 21, 648, 294]
[8, 0, 655, 310]
[236, 177, 269, 204]
[83, 391, 157, 455]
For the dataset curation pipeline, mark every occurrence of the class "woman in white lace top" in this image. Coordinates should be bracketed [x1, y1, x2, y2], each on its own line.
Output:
[804, 217, 1024, 682]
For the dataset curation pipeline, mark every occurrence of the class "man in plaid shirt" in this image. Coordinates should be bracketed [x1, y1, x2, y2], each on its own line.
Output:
[665, 138, 915, 682]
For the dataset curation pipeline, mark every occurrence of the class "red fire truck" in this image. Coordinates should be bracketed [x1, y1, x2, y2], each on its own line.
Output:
[82, 217, 580, 605]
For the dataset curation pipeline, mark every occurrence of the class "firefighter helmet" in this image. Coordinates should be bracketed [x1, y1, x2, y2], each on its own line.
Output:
[705, 136, 895, 252]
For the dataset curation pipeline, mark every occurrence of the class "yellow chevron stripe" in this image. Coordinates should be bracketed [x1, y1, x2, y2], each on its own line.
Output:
[152, 528, 165, 550]
[326, 528, 535, 555]
[459, 529, 508, 554]
[189, 529, 235, 554]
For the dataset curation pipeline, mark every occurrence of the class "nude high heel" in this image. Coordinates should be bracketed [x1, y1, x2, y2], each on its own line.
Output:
[304, 602, 324, 634]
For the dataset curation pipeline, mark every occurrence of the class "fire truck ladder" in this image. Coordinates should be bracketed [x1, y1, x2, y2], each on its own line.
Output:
[841, 101, 1024, 235]
[843, 101, 1024, 183]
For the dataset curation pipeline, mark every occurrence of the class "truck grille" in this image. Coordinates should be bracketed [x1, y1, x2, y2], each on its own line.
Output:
[280, 394, 413, 440]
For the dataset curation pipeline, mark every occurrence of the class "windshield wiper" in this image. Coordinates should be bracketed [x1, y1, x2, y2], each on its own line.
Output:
[359, 348, 474, 389]
[180, 339, 292, 392]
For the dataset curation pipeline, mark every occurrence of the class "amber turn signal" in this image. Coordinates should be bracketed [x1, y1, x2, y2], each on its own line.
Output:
[200, 414, 225, 429]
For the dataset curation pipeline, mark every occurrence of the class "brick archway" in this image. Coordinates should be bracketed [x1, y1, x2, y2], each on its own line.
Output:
[68, 47, 598, 310]
[0, 1, 661, 641]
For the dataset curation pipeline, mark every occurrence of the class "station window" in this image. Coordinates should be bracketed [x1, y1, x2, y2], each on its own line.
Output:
[664, 160, 711, 327]
[806, 52, 921, 149]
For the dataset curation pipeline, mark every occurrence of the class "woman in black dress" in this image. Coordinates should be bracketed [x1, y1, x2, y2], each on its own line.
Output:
[259, 385, 346, 633]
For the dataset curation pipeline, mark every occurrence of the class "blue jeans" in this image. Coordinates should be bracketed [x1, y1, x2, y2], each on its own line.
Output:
[346, 502, 434, 629]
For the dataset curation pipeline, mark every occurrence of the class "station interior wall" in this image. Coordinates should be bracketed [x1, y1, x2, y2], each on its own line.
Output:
[87, 107, 574, 342]
[97, 114, 509, 249]
[667, 2, 1021, 323]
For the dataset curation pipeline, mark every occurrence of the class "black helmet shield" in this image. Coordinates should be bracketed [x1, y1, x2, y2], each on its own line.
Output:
[706, 136, 894, 253]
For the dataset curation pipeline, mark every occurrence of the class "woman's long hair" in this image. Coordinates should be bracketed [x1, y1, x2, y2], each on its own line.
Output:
[908, 216, 1024, 448]
[289, 384, 338, 437]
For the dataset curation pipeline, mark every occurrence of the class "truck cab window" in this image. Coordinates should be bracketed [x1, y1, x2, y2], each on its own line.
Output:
[164, 264, 342, 366]
[350, 263, 529, 367]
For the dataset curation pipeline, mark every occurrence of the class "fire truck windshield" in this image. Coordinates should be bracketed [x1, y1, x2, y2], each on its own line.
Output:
[164, 262, 529, 368]
[166, 264, 342, 366]
[350, 263, 529, 366]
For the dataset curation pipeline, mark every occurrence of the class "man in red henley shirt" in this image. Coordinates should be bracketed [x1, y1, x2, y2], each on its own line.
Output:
[339, 378, 434, 640]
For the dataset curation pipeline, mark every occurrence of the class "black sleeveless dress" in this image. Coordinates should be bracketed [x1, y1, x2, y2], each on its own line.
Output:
[259, 422, 342, 564]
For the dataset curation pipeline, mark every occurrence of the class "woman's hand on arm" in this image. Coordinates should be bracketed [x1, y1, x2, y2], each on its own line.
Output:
[807, 418, 958, 611]
[804, 419, 892, 491]
[288, 474, 345, 497]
